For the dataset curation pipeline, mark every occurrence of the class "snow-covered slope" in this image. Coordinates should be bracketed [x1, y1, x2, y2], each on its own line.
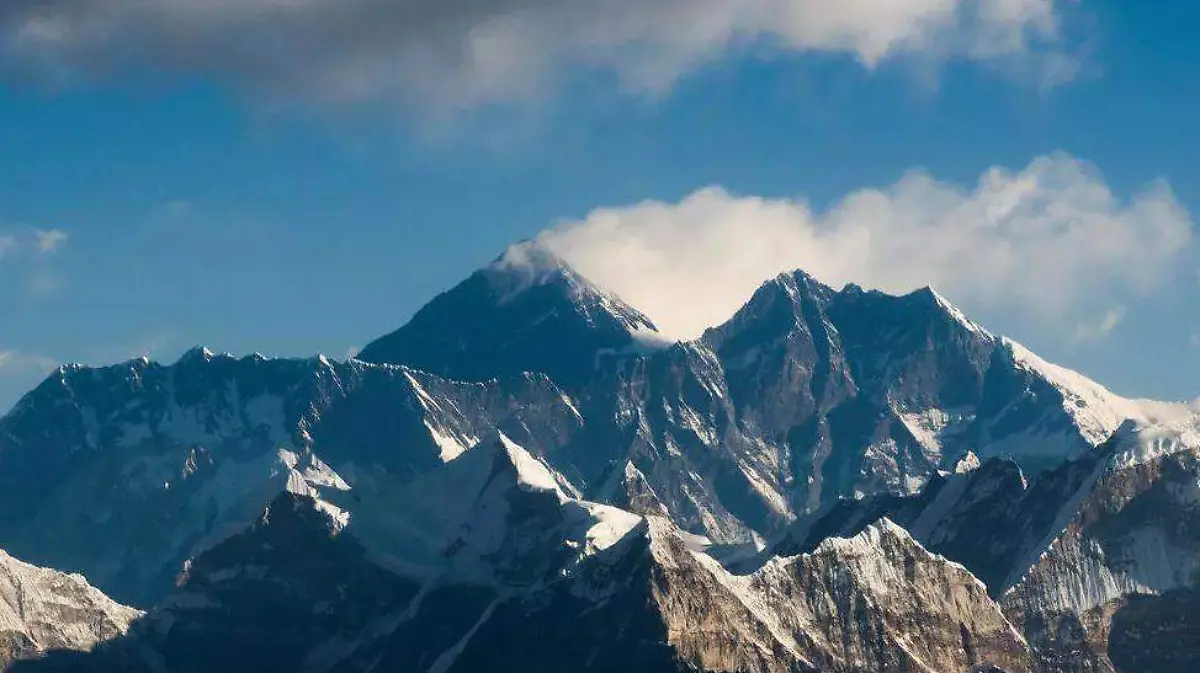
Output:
[0, 550, 141, 669]
[988, 338, 1187, 459]
[0, 353, 583, 605]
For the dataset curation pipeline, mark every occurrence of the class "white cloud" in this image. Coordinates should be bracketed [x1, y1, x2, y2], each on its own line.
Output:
[0, 0, 1077, 111]
[537, 153, 1194, 339]
[0, 350, 59, 374]
[1073, 307, 1126, 343]
[0, 234, 15, 259]
[33, 228, 68, 254]
[0, 350, 60, 414]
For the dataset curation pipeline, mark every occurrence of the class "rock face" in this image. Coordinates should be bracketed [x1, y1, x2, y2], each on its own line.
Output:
[357, 243, 667, 388]
[0, 550, 141, 669]
[1001, 415, 1200, 673]
[758, 413, 1200, 673]
[1, 243, 1198, 673]
[0, 354, 582, 606]
[19, 507, 1033, 673]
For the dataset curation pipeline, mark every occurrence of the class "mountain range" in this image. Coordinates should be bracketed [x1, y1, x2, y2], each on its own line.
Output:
[1, 241, 1197, 673]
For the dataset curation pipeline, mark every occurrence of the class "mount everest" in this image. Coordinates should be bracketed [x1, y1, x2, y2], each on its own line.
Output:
[1, 242, 1197, 672]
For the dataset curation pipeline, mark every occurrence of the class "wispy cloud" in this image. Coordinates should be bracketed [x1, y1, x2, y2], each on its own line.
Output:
[0, 234, 16, 259]
[0, 350, 59, 373]
[0, 0, 1082, 114]
[0, 349, 61, 415]
[537, 153, 1193, 339]
[0, 226, 72, 298]
[1074, 307, 1127, 343]
[33, 228, 69, 254]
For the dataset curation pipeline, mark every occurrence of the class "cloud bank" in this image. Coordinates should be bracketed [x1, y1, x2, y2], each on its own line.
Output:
[1, 0, 1076, 110]
[536, 154, 1194, 339]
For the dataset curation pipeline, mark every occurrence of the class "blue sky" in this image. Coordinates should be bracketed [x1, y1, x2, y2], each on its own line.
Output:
[1, 0, 1198, 412]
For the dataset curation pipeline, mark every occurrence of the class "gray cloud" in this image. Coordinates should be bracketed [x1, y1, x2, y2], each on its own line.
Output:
[1, 0, 1077, 111]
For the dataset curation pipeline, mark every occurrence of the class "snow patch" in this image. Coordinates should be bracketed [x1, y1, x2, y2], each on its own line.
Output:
[497, 433, 564, 495]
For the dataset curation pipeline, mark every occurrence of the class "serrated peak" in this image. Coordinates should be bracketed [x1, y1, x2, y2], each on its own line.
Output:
[177, 346, 215, 364]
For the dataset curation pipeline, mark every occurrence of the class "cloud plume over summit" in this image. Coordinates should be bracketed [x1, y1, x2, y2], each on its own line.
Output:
[536, 154, 1194, 339]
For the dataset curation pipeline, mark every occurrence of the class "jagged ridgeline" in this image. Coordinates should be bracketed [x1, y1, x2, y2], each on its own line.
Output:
[1, 241, 1198, 673]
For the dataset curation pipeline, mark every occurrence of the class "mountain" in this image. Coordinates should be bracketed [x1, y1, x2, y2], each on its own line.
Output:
[752, 407, 1200, 672]
[1002, 412, 1200, 672]
[357, 242, 669, 387]
[18, 504, 1032, 673]
[1, 242, 1197, 673]
[0, 550, 140, 669]
[0, 352, 583, 605]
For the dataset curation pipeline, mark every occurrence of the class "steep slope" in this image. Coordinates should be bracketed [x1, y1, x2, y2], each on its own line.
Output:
[762, 451, 1108, 596]
[357, 242, 668, 387]
[0, 550, 140, 669]
[27, 498, 1033, 673]
[756, 407, 1200, 672]
[0, 352, 583, 606]
[15, 437, 652, 673]
[428, 515, 1033, 673]
[1001, 410, 1200, 672]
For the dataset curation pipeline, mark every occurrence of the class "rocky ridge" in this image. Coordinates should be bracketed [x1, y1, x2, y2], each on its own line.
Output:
[0, 242, 1197, 672]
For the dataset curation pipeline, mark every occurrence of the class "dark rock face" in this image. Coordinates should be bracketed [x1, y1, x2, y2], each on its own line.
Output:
[357, 245, 662, 389]
[18, 511, 1034, 673]
[1108, 590, 1200, 673]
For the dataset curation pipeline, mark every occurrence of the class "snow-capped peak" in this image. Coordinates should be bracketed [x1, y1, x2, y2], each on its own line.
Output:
[1000, 337, 1187, 447]
[357, 241, 663, 386]
[496, 432, 569, 497]
[177, 346, 216, 363]
[484, 240, 579, 305]
[486, 240, 660, 334]
[922, 287, 993, 338]
[0, 549, 142, 661]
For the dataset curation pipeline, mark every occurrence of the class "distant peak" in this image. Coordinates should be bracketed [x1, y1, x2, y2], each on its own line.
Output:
[357, 238, 662, 385]
[177, 346, 215, 364]
[906, 286, 993, 338]
[816, 517, 921, 557]
[482, 240, 580, 304]
[491, 239, 570, 274]
[745, 269, 835, 307]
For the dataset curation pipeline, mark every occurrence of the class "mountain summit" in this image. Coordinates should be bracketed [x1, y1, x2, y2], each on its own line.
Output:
[357, 241, 668, 386]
